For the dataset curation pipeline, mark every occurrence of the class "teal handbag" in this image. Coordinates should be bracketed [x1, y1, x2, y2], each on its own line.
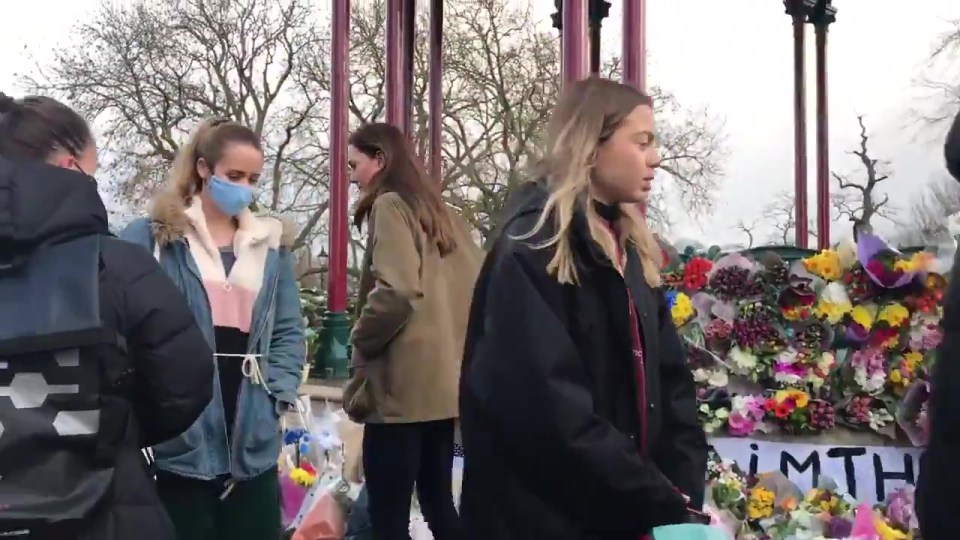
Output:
[651, 524, 728, 540]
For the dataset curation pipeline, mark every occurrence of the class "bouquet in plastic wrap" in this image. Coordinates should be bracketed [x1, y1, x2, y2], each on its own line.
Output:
[278, 399, 355, 538]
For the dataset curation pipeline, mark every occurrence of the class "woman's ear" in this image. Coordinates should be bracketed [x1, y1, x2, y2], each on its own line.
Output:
[196, 157, 212, 180]
[375, 151, 386, 171]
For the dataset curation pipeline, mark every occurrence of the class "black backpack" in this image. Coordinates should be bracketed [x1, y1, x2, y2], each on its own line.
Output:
[0, 235, 135, 538]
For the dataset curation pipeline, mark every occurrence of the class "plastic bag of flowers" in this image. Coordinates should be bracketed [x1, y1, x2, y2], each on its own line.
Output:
[280, 400, 349, 531]
[857, 233, 926, 289]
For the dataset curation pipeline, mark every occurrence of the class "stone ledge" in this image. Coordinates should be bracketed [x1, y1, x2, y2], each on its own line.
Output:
[301, 380, 346, 403]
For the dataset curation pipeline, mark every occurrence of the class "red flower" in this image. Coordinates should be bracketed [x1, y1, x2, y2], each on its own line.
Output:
[775, 402, 793, 419]
[764, 398, 777, 412]
[682, 257, 713, 292]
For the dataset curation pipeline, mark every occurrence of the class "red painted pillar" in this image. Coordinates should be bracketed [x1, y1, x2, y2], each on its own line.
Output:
[386, 0, 405, 130]
[402, 0, 416, 137]
[327, 0, 350, 312]
[428, 0, 443, 181]
[815, 23, 830, 249]
[622, 0, 646, 92]
[791, 12, 809, 248]
[623, 0, 647, 215]
[561, 0, 588, 84]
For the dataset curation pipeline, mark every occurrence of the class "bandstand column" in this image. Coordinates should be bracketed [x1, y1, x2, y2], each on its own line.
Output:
[813, 2, 836, 249]
[386, 0, 407, 130]
[561, 0, 589, 84]
[314, 0, 351, 378]
[429, 0, 444, 180]
[785, 0, 809, 248]
[623, 0, 647, 215]
[622, 0, 646, 92]
[402, 0, 416, 136]
[589, 0, 611, 74]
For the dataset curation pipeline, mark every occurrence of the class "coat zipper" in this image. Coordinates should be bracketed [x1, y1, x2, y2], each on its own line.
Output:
[599, 222, 650, 456]
[180, 239, 233, 474]
[625, 288, 649, 456]
[228, 270, 280, 471]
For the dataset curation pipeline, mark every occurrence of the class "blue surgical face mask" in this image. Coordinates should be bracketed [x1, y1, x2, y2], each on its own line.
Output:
[207, 176, 255, 216]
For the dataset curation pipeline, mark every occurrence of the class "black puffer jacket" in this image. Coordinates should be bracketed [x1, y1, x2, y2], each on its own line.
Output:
[459, 181, 707, 540]
[918, 111, 960, 540]
[0, 158, 213, 540]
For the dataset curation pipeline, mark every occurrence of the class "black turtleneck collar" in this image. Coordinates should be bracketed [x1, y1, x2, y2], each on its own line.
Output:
[592, 199, 620, 224]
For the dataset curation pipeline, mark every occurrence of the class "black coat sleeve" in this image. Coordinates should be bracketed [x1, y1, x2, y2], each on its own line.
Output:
[651, 288, 708, 508]
[120, 247, 214, 447]
[918, 251, 960, 538]
[945, 108, 960, 181]
[463, 247, 689, 532]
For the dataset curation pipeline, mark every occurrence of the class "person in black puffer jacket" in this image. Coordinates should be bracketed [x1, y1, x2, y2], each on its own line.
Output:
[918, 110, 960, 540]
[0, 92, 213, 540]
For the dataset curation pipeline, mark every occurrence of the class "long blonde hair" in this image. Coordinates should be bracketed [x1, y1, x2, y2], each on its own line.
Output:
[166, 118, 262, 202]
[517, 77, 662, 287]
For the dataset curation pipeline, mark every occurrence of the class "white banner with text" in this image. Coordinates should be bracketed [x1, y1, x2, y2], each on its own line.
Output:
[709, 437, 923, 504]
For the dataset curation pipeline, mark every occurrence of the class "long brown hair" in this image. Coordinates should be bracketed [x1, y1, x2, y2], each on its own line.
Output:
[167, 118, 262, 202]
[351, 122, 456, 254]
[517, 77, 662, 287]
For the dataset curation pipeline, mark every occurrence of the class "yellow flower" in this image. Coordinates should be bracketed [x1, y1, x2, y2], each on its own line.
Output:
[904, 351, 922, 372]
[747, 487, 776, 520]
[816, 300, 852, 324]
[290, 467, 316, 487]
[878, 303, 910, 327]
[671, 293, 695, 326]
[775, 389, 810, 408]
[895, 252, 930, 274]
[850, 305, 875, 330]
[803, 250, 842, 281]
[874, 514, 909, 540]
[889, 369, 903, 384]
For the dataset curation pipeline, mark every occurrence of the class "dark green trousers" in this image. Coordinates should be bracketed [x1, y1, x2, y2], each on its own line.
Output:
[155, 469, 281, 540]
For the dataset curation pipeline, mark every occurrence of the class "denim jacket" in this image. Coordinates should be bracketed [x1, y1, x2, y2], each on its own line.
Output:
[120, 193, 306, 481]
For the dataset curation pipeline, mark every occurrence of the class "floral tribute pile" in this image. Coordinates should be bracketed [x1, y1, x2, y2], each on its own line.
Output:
[705, 451, 919, 539]
[662, 233, 948, 443]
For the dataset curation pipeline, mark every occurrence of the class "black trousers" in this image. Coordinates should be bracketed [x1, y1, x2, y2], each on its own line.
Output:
[363, 419, 462, 540]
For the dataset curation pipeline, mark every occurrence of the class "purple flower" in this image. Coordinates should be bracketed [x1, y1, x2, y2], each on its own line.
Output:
[774, 362, 805, 378]
[825, 515, 853, 538]
[885, 487, 916, 529]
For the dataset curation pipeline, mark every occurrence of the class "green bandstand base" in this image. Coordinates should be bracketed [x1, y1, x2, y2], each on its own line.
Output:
[313, 310, 352, 379]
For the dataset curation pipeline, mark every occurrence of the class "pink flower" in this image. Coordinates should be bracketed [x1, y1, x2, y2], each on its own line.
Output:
[727, 411, 756, 436]
[774, 362, 806, 377]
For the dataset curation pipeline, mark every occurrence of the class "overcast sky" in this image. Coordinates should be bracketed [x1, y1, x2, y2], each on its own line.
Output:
[2, 0, 958, 246]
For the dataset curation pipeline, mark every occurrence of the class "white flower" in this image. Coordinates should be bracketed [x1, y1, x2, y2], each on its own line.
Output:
[775, 371, 804, 385]
[707, 369, 729, 388]
[820, 281, 852, 306]
[693, 368, 709, 383]
[818, 351, 835, 369]
[775, 347, 800, 365]
[729, 347, 758, 372]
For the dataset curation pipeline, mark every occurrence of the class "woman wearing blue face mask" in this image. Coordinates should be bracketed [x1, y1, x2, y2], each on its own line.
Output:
[120, 118, 306, 540]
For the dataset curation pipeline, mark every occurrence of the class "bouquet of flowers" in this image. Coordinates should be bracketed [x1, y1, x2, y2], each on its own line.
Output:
[858, 233, 925, 289]
[663, 232, 947, 440]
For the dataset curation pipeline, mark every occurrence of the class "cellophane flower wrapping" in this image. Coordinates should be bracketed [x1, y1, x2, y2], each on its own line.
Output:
[281, 399, 350, 531]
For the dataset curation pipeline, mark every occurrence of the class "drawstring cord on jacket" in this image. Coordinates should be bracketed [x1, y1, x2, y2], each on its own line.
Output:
[214, 353, 271, 394]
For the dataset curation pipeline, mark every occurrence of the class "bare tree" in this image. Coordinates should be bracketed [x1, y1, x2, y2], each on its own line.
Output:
[893, 175, 960, 245]
[830, 116, 894, 240]
[736, 219, 758, 248]
[760, 190, 816, 246]
[913, 19, 960, 130]
[23, 0, 727, 276]
[22, 0, 330, 252]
